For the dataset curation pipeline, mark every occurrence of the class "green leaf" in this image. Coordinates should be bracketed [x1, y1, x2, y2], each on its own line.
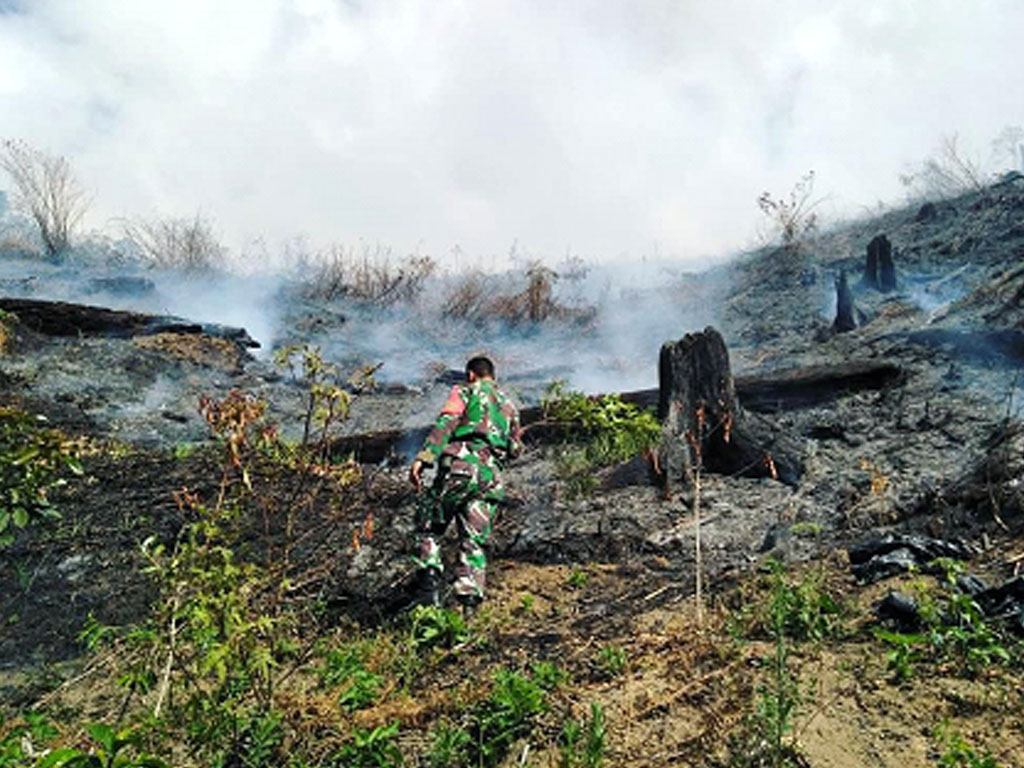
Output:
[11, 446, 40, 465]
[13, 507, 28, 528]
[85, 722, 116, 753]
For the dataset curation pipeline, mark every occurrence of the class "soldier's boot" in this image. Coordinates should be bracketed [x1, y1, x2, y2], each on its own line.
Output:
[457, 592, 482, 619]
[414, 567, 443, 609]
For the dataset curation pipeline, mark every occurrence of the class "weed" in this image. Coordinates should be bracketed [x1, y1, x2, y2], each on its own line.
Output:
[873, 628, 926, 684]
[531, 660, 569, 690]
[934, 724, 1001, 768]
[0, 713, 58, 766]
[0, 407, 82, 549]
[596, 645, 627, 677]
[518, 593, 535, 613]
[38, 722, 168, 768]
[425, 721, 471, 768]
[567, 569, 589, 589]
[470, 669, 548, 767]
[335, 722, 404, 768]
[559, 702, 606, 768]
[728, 561, 804, 768]
[410, 605, 470, 651]
[743, 560, 842, 644]
[319, 642, 382, 712]
[880, 565, 1016, 677]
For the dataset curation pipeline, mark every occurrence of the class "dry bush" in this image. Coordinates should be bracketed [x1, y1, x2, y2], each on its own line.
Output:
[442, 260, 589, 325]
[757, 170, 820, 251]
[123, 214, 226, 272]
[299, 244, 436, 305]
[0, 139, 89, 261]
[900, 134, 990, 200]
[441, 269, 489, 319]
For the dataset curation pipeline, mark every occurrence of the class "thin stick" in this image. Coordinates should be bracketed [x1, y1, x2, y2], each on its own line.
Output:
[153, 585, 182, 718]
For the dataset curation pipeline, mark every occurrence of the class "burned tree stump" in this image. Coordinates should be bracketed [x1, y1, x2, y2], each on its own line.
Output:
[864, 234, 896, 292]
[833, 270, 861, 332]
[657, 327, 802, 492]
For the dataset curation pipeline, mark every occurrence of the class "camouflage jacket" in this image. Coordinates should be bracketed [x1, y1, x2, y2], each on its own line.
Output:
[415, 379, 522, 470]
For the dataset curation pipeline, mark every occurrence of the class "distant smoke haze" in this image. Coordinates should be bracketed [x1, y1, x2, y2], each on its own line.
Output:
[1, 1, 1022, 266]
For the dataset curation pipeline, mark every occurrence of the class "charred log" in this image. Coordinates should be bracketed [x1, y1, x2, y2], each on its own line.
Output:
[332, 360, 901, 465]
[0, 297, 259, 347]
[734, 361, 904, 412]
[657, 326, 803, 491]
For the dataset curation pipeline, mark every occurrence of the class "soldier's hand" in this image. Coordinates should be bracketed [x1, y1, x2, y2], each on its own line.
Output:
[409, 459, 424, 492]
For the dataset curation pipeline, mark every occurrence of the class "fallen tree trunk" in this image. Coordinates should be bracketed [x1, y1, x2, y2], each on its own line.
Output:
[330, 359, 904, 464]
[0, 297, 259, 347]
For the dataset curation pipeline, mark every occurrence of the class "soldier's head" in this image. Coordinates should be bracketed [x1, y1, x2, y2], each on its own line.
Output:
[465, 356, 495, 382]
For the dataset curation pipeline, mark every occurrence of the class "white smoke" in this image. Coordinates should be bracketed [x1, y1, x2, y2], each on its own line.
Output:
[0, 1, 1022, 263]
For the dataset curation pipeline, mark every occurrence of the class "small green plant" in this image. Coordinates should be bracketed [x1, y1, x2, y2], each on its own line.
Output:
[1, 713, 58, 767]
[596, 645, 627, 677]
[874, 628, 926, 684]
[425, 721, 471, 768]
[37, 723, 168, 768]
[542, 382, 660, 499]
[470, 669, 548, 767]
[745, 560, 842, 643]
[567, 568, 589, 589]
[518, 593, 535, 613]
[728, 561, 803, 768]
[0, 407, 82, 549]
[334, 722, 403, 768]
[530, 660, 569, 690]
[559, 702, 606, 768]
[934, 725, 1001, 768]
[410, 605, 470, 651]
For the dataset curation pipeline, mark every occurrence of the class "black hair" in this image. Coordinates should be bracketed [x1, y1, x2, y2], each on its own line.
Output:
[466, 356, 495, 379]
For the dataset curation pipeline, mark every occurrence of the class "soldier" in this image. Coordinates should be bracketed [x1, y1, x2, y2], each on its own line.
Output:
[408, 356, 522, 612]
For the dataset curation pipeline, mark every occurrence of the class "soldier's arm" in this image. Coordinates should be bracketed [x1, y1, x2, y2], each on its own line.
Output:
[415, 385, 465, 465]
[506, 400, 524, 460]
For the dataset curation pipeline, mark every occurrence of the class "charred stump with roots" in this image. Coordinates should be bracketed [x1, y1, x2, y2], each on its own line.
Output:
[657, 326, 803, 494]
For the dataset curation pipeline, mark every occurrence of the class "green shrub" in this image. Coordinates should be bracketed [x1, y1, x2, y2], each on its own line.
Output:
[542, 382, 660, 499]
[0, 407, 82, 549]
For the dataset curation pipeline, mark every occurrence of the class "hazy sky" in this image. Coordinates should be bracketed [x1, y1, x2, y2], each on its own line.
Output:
[1, 0, 1022, 266]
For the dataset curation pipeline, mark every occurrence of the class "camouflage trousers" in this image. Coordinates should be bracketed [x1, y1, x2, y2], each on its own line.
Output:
[415, 468, 500, 600]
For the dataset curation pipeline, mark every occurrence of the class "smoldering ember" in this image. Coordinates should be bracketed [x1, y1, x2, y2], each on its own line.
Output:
[2, 177, 1024, 767]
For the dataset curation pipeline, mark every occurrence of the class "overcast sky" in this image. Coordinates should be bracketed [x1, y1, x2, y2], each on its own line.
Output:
[1, 0, 1022, 266]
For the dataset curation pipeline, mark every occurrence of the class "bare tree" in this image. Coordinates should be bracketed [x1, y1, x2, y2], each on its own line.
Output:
[0, 139, 89, 260]
[900, 133, 989, 199]
[122, 214, 226, 272]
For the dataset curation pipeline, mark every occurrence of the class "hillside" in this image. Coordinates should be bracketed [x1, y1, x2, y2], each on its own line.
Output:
[2, 177, 1024, 767]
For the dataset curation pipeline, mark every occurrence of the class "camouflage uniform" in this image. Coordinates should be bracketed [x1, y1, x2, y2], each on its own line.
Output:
[414, 379, 522, 601]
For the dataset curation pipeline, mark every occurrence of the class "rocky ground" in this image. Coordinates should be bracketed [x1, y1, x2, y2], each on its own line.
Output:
[2, 177, 1024, 766]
